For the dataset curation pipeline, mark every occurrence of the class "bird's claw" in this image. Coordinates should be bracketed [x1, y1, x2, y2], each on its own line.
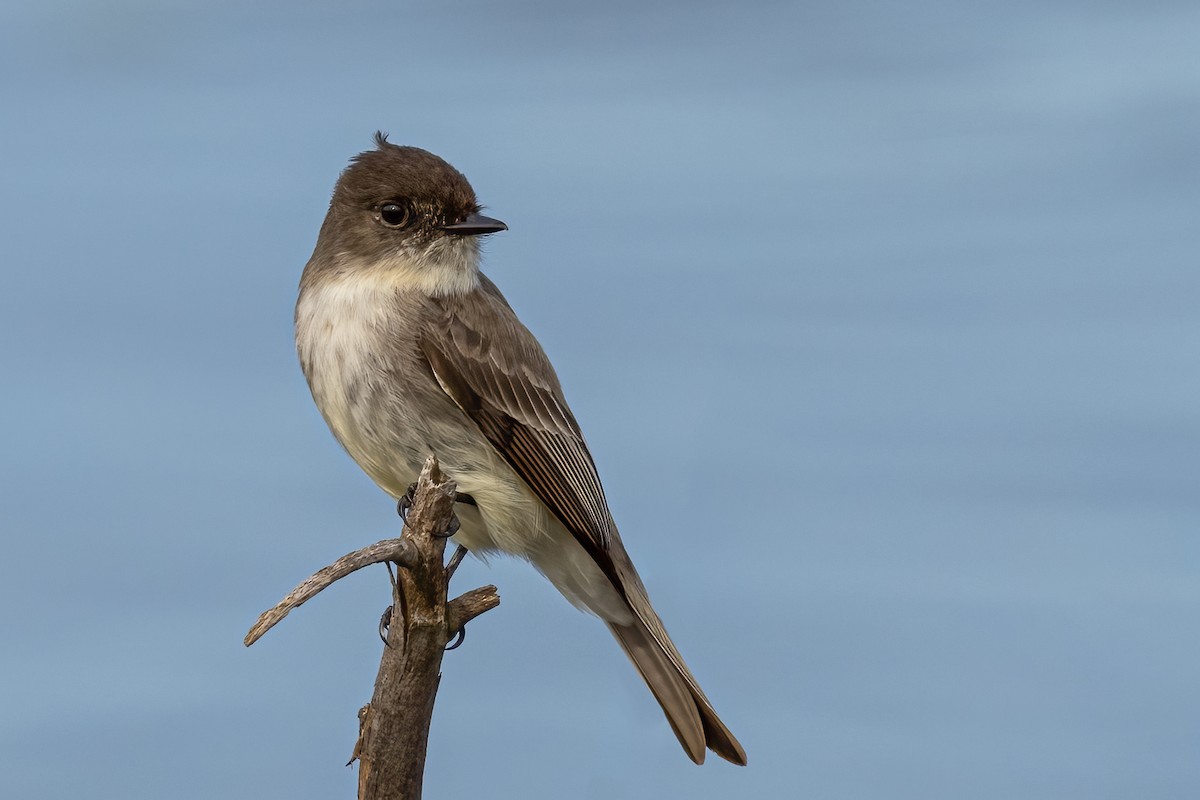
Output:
[445, 626, 466, 651]
[434, 512, 460, 539]
[378, 605, 393, 646]
[396, 482, 419, 522]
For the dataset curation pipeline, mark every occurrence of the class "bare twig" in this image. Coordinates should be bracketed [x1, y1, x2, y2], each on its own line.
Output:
[447, 586, 502, 635]
[244, 537, 418, 646]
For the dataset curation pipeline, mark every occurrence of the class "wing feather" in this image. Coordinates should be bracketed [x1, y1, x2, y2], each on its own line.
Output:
[421, 278, 617, 564]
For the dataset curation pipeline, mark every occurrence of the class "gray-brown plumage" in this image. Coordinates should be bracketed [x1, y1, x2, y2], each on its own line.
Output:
[296, 133, 746, 766]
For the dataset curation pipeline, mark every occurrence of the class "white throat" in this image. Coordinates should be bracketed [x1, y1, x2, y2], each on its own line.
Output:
[336, 235, 482, 297]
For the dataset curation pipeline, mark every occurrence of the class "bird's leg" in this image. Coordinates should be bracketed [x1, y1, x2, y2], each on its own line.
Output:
[378, 561, 400, 645]
[442, 544, 472, 651]
[445, 544, 468, 581]
[401, 487, 474, 530]
[392, 492, 475, 649]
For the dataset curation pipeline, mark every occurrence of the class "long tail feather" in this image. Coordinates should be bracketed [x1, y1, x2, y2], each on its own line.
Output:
[607, 613, 747, 765]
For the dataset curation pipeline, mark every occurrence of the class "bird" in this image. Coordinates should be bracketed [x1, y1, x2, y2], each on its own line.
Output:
[295, 133, 745, 765]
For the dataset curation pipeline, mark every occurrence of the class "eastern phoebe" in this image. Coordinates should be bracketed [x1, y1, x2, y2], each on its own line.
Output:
[295, 133, 745, 765]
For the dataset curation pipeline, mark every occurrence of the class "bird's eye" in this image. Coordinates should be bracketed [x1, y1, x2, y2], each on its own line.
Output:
[379, 203, 413, 228]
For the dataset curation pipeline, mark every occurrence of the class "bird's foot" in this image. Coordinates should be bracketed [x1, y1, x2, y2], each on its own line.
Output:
[396, 482, 419, 522]
[378, 604, 393, 645]
[433, 511, 460, 539]
[400, 487, 473, 527]
[431, 491, 478, 538]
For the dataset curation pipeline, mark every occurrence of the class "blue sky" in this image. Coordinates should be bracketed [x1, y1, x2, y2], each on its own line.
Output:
[2, 2, 1198, 798]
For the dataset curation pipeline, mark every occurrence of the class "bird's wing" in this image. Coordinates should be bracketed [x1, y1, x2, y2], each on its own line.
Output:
[420, 276, 619, 578]
[423, 278, 748, 766]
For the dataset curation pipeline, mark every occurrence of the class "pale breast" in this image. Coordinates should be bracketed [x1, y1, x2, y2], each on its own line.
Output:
[296, 274, 526, 509]
[295, 274, 435, 494]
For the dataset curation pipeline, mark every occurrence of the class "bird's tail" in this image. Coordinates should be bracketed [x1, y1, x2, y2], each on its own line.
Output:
[607, 605, 746, 765]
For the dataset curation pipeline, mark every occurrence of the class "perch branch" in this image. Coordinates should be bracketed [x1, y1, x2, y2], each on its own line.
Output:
[244, 454, 500, 800]
[355, 456, 502, 800]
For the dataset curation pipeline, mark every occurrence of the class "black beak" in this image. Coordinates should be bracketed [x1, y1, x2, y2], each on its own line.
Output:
[441, 213, 508, 236]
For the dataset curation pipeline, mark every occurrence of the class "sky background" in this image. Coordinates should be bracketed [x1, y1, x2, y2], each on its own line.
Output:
[2, 1, 1198, 797]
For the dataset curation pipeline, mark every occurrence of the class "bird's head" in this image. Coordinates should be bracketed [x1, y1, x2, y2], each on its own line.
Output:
[309, 132, 506, 295]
